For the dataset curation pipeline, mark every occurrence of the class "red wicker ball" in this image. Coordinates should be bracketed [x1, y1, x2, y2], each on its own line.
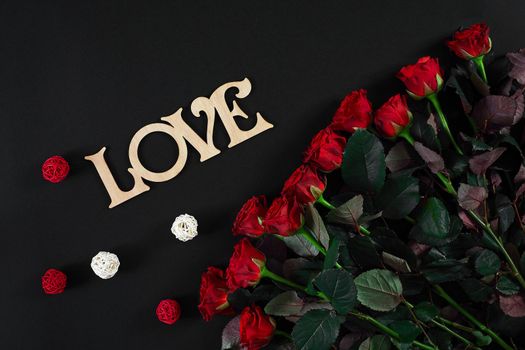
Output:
[41, 268, 67, 294]
[42, 156, 70, 183]
[156, 299, 181, 325]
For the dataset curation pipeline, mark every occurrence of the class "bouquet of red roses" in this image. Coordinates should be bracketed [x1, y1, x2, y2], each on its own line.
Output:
[199, 23, 525, 350]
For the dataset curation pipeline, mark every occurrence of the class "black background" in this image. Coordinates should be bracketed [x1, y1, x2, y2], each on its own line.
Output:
[2, 1, 525, 349]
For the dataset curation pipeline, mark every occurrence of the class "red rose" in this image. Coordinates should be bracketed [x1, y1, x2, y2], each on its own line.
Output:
[396, 56, 444, 98]
[447, 23, 491, 60]
[281, 165, 326, 205]
[264, 196, 304, 237]
[156, 299, 181, 325]
[226, 238, 266, 290]
[240, 305, 276, 350]
[303, 127, 346, 172]
[374, 94, 413, 138]
[41, 268, 67, 294]
[330, 89, 372, 133]
[232, 195, 268, 237]
[198, 267, 235, 321]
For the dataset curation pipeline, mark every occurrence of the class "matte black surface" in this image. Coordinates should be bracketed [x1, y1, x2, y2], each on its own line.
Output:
[1, 1, 524, 349]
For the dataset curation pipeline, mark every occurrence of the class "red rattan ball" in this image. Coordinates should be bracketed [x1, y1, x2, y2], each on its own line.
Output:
[41, 268, 67, 294]
[156, 299, 181, 325]
[42, 156, 70, 183]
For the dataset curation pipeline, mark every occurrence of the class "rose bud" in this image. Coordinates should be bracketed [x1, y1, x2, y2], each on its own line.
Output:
[232, 195, 268, 237]
[264, 196, 304, 237]
[330, 89, 373, 133]
[239, 305, 276, 350]
[281, 165, 326, 205]
[447, 23, 491, 60]
[374, 94, 413, 138]
[198, 266, 235, 321]
[396, 56, 444, 99]
[226, 238, 266, 290]
[303, 127, 346, 172]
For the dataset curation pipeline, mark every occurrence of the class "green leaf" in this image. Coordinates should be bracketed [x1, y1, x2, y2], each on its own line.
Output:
[409, 197, 453, 246]
[496, 276, 520, 296]
[313, 269, 357, 314]
[323, 239, 341, 270]
[342, 129, 386, 194]
[376, 175, 420, 219]
[305, 204, 330, 250]
[354, 269, 403, 312]
[264, 291, 304, 317]
[422, 260, 471, 284]
[358, 335, 392, 350]
[390, 320, 421, 343]
[411, 108, 441, 151]
[283, 258, 323, 286]
[292, 309, 343, 350]
[496, 194, 515, 234]
[459, 278, 493, 302]
[348, 236, 382, 269]
[327, 195, 364, 225]
[474, 249, 501, 276]
[283, 234, 319, 257]
[382, 252, 411, 273]
[414, 302, 439, 322]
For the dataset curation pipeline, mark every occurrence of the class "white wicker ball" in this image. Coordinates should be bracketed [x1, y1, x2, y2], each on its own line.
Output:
[91, 251, 120, 279]
[171, 214, 198, 242]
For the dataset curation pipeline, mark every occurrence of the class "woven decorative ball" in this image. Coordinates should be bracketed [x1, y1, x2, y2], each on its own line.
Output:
[156, 299, 181, 325]
[90, 251, 120, 279]
[171, 214, 198, 242]
[41, 268, 67, 294]
[42, 155, 70, 183]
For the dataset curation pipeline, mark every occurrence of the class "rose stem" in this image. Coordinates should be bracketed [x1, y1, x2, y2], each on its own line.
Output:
[426, 93, 464, 155]
[433, 285, 513, 350]
[402, 300, 438, 347]
[404, 300, 478, 349]
[316, 195, 371, 236]
[472, 55, 488, 84]
[430, 319, 479, 349]
[296, 227, 343, 269]
[433, 173, 525, 289]
[399, 128, 415, 145]
[260, 265, 328, 301]
[350, 311, 436, 350]
[317, 193, 336, 210]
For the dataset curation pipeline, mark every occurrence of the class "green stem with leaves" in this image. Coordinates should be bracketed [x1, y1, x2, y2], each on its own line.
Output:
[260, 266, 328, 300]
[472, 55, 488, 84]
[404, 300, 478, 349]
[433, 172, 525, 289]
[316, 194, 371, 236]
[263, 266, 435, 350]
[296, 227, 343, 269]
[430, 319, 480, 349]
[433, 285, 513, 350]
[351, 311, 436, 350]
[426, 93, 463, 156]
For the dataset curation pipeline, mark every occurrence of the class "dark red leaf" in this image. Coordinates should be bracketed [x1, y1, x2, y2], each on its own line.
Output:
[414, 142, 444, 174]
[469, 148, 506, 175]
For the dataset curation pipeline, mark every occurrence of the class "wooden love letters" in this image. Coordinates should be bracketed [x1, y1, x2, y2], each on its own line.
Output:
[85, 78, 273, 208]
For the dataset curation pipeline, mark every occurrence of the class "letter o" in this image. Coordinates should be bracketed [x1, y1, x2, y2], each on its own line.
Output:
[128, 123, 188, 182]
